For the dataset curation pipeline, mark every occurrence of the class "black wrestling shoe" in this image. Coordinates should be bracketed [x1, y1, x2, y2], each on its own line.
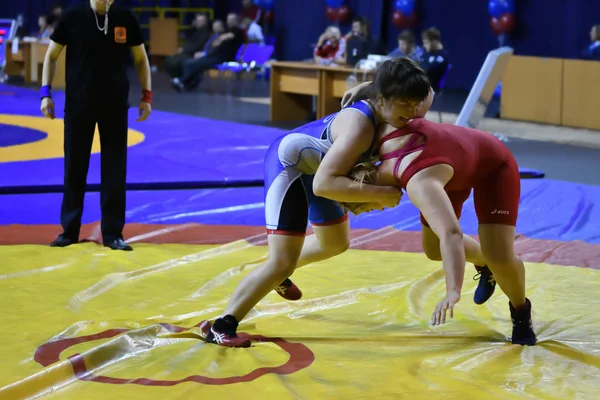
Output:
[104, 238, 133, 251]
[50, 234, 77, 247]
[200, 316, 251, 348]
[510, 298, 537, 346]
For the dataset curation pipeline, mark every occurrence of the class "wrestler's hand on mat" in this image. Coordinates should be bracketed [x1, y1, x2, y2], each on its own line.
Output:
[137, 101, 152, 122]
[40, 97, 55, 120]
[432, 291, 461, 326]
[341, 81, 371, 108]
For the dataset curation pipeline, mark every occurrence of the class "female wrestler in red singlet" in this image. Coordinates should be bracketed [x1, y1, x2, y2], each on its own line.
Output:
[338, 79, 537, 345]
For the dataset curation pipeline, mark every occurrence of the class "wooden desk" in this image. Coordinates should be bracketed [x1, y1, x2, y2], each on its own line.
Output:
[269, 61, 373, 121]
[501, 55, 563, 125]
[3, 40, 66, 89]
[4, 41, 32, 83]
[149, 18, 178, 56]
[562, 59, 600, 130]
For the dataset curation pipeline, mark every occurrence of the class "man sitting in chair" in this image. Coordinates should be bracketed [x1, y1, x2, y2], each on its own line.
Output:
[172, 13, 245, 92]
[164, 13, 211, 79]
[194, 19, 226, 59]
[420, 27, 449, 93]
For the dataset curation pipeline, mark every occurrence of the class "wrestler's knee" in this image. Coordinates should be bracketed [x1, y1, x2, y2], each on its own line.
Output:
[266, 255, 298, 281]
[313, 221, 351, 257]
[479, 236, 519, 269]
[324, 236, 350, 256]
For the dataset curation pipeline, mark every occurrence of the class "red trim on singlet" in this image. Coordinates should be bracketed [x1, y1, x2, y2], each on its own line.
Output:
[378, 130, 426, 184]
[267, 229, 307, 237]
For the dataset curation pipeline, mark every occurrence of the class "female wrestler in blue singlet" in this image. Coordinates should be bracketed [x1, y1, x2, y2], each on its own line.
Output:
[200, 58, 433, 348]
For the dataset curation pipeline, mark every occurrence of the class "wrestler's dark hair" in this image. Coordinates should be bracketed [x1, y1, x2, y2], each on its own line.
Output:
[366, 57, 431, 104]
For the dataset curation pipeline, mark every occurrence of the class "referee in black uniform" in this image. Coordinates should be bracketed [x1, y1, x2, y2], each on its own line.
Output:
[40, 0, 152, 251]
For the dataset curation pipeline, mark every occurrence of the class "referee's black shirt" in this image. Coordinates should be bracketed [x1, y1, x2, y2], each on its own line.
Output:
[50, 3, 144, 110]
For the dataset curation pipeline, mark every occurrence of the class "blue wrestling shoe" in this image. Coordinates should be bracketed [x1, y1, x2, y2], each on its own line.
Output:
[473, 265, 496, 305]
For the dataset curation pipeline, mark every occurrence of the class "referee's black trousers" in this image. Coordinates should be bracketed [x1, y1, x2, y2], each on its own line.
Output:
[61, 106, 128, 243]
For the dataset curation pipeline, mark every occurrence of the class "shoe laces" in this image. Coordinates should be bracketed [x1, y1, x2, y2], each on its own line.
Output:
[473, 271, 496, 285]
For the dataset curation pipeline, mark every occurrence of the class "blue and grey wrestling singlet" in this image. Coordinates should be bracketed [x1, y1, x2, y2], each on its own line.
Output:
[263, 101, 377, 234]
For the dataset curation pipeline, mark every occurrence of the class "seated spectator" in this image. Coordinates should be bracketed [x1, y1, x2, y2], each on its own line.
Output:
[388, 30, 422, 63]
[241, 17, 264, 44]
[582, 24, 600, 61]
[195, 19, 226, 59]
[314, 26, 346, 65]
[164, 13, 211, 79]
[344, 16, 382, 66]
[37, 15, 53, 40]
[420, 27, 450, 92]
[172, 13, 245, 92]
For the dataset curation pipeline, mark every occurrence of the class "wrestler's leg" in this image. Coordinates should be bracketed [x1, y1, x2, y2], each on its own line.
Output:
[200, 144, 311, 347]
[477, 224, 525, 307]
[275, 175, 351, 300]
[223, 233, 305, 321]
[294, 221, 350, 267]
[224, 167, 310, 320]
[475, 159, 536, 345]
[295, 176, 351, 267]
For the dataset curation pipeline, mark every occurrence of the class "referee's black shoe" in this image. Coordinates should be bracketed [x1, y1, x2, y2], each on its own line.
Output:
[104, 238, 133, 251]
[50, 234, 77, 247]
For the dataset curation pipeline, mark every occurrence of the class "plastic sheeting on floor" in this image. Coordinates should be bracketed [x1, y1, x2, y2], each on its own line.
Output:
[1, 243, 600, 399]
[1, 178, 599, 244]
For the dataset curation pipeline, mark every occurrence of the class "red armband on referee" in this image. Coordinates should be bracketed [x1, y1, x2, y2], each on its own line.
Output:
[141, 89, 153, 105]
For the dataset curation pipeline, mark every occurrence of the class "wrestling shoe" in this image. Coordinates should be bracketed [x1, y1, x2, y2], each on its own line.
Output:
[473, 265, 496, 305]
[510, 298, 537, 346]
[200, 318, 251, 348]
[274, 278, 303, 301]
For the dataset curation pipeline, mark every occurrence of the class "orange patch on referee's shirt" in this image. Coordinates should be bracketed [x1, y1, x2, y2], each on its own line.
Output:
[115, 27, 127, 43]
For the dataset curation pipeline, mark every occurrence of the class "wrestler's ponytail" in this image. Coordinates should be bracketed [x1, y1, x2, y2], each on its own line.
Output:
[348, 161, 377, 185]
[338, 161, 378, 214]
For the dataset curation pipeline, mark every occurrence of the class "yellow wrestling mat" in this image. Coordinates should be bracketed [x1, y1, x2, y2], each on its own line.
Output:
[1, 243, 600, 399]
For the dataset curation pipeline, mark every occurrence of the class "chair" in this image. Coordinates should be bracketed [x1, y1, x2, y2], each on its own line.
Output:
[216, 43, 275, 89]
[217, 43, 274, 74]
[435, 63, 452, 123]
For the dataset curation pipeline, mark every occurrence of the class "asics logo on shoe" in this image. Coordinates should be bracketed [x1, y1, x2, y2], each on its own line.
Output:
[211, 328, 227, 344]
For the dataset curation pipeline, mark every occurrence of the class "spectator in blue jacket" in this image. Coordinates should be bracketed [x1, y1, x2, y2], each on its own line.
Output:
[420, 27, 449, 92]
[582, 24, 600, 61]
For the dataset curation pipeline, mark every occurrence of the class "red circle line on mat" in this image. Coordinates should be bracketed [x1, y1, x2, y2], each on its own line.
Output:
[34, 323, 316, 386]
